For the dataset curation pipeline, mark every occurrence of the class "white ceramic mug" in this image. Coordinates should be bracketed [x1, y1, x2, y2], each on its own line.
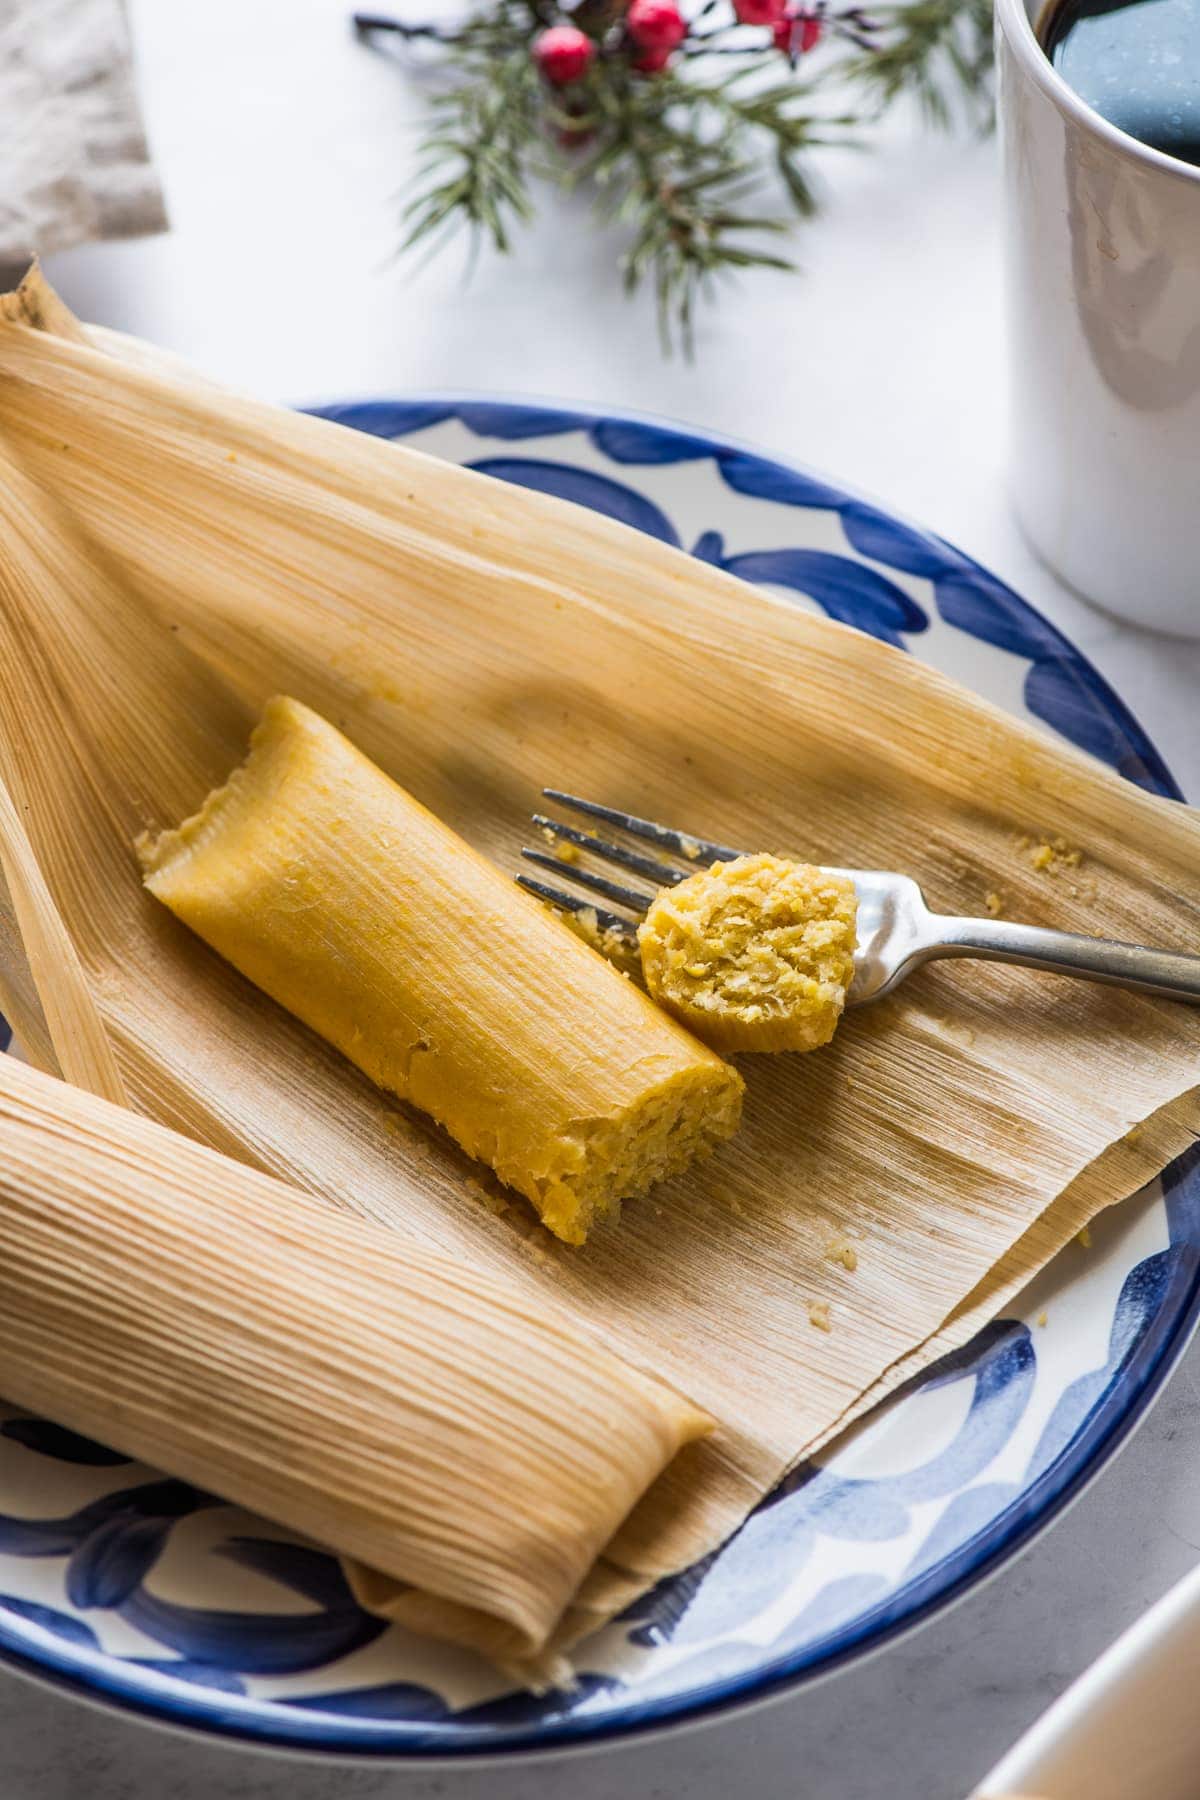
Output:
[975, 1561, 1200, 1800]
[996, 0, 1200, 638]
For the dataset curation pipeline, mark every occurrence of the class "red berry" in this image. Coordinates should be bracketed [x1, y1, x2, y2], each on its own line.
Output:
[533, 24, 596, 86]
[734, 0, 787, 21]
[626, 0, 687, 53]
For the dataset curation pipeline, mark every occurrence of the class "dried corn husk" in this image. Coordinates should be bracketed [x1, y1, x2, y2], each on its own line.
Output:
[0, 1050, 709, 1675]
[0, 769, 126, 1106]
[0, 266, 1197, 1663]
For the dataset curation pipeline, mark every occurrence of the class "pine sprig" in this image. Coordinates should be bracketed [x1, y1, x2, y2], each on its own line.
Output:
[355, 0, 995, 347]
[397, 14, 544, 255]
[581, 58, 855, 347]
[841, 0, 994, 126]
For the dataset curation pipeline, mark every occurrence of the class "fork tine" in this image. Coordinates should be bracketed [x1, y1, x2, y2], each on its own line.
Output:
[531, 814, 688, 887]
[542, 790, 744, 866]
[520, 849, 654, 914]
[516, 874, 640, 944]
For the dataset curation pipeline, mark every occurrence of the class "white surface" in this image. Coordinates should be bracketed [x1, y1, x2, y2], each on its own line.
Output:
[5, 2, 1200, 1795]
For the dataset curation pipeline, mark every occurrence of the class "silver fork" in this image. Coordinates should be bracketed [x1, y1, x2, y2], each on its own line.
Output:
[517, 791, 1200, 1007]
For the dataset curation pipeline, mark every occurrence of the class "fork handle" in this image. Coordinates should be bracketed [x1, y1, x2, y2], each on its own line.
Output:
[926, 917, 1200, 1005]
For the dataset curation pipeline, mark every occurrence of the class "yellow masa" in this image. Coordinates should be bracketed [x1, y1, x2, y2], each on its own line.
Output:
[638, 853, 858, 1054]
[140, 697, 743, 1244]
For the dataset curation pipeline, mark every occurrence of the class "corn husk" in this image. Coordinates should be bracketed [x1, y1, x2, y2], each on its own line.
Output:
[0, 265, 1197, 1661]
[0, 1050, 709, 1676]
[0, 769, 126, 1107]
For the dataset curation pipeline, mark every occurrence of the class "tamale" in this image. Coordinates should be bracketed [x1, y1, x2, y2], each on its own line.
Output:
[141, 695, 743, 1244]
[0, 1051, 710, 1672]
[0, 268, 1197, 1670]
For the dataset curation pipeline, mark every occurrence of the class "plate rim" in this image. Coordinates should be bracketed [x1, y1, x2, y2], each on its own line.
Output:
[2, 392, 1196, 1760]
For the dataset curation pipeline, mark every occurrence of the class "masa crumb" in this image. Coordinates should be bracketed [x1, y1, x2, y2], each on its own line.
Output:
[1077, 1224, 1093, 1249]
[562, 902, 640, 973]
[808, 1300, 832, 1333]
[984, 890, 1005, 916]
[1126, 1122, 1145, 1145]
[827, 1236, 858, 1273]
[1022, 835, 1085, 876]
[540, 825, 581, 863]
[679, 833, 703, 861]
[1036, 1310, 1048, 1328]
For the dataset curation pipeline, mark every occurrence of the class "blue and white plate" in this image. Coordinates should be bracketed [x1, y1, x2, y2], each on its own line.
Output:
[1, 400, 1196, 1758]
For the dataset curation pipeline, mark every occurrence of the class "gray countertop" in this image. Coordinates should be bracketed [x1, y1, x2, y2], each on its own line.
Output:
[6, 1, 1200, 1793]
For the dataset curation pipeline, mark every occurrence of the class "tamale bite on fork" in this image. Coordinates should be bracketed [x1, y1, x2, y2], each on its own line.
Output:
[140, 695, 744, 1244]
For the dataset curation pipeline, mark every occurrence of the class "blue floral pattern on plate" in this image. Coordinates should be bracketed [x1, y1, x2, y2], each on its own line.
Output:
[0, 400, 1195, 1757]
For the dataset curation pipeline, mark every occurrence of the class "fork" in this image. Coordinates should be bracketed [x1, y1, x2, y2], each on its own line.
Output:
[517, 791, 1200, 1007]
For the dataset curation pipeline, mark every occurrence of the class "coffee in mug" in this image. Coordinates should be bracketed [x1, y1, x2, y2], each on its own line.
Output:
[1041, 0, 1200, 167]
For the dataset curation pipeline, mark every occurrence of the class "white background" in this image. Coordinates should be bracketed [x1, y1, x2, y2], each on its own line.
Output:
[4, 1, 1200, 1794]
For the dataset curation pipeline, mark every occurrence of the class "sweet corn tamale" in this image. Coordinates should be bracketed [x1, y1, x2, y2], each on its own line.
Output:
[141, 696, 744, 1244]
[0, 1052, 711, 1670]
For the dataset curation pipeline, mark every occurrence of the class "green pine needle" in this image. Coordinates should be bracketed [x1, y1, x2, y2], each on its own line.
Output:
[366, 0, 995, 350]
[841, 0, 995, 126]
